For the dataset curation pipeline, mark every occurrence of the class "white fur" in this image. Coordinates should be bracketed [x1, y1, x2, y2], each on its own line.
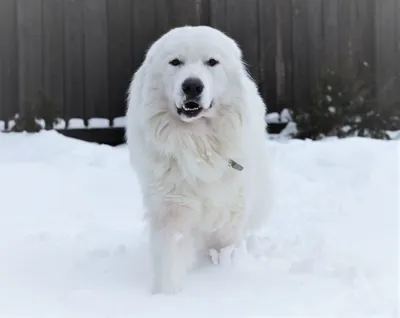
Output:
[125, 26, 273, 294]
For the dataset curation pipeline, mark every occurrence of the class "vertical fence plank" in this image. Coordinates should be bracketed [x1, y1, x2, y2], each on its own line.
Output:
[63, 0, 85, 127]
[224, 0, 260, 85]
[132, 0, 158, 73]
[306, 0, 323, 94]
[17, 0, 43, 117]
[0, 36, 2, 125]
[355, 0, 375, 108]
[275, 0, 293, 112]
[83, 0, 109, 125]
[156, 0, 207, 33]
[0, 0, 18, 129]
[322, 0, 339, 72]
[375, 0, 398, 109]
[258, 0, 278, 112]
[337, 0, 358, 78]
[43, 0, 64, 128]
[210, 0, 261, 94]
[292, 0, 311, 110]
[199, 0, 211, 26]
[107, 0, 132, 125]
[209, 0, 227, 31]
[356, 0, 375, 69]
[396, 0, 400, 106]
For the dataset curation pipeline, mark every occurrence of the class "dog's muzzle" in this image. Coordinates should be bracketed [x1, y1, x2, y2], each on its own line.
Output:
[177, 77, 208, 118]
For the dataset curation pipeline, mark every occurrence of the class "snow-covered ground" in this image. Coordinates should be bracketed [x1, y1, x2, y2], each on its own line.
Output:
[0, 131, 398, 318]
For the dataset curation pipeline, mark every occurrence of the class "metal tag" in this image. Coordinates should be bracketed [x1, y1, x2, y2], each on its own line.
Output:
[229, 159, 244, 171]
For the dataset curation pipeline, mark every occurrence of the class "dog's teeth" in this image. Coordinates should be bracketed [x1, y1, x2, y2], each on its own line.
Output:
[183, 106, 199, 111]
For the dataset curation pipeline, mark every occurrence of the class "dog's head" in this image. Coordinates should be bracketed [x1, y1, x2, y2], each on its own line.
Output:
[141, 26, 248, 123]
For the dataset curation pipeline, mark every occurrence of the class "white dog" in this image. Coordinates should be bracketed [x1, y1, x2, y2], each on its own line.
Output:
[125, 25, 272, 294]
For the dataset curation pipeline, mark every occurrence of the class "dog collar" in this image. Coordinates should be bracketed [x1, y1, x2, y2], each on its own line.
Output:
[229, 159, 243, 171]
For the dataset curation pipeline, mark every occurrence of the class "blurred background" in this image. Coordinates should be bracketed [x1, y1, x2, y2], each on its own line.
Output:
[1, 0, 399, 144]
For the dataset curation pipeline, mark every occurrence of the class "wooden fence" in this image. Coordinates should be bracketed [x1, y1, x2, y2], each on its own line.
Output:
[0, 0, 399, 132]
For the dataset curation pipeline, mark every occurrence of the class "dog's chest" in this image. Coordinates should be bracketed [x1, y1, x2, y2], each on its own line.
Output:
[174, 155, 244, 229]
[147, 123, 246, 230]
[199, 173, 244, 231]
[175, 133, 242, 182]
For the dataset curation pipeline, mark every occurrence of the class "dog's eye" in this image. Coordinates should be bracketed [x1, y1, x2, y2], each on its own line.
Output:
[169, 58, 183, 66]
[206, 58, 219, 67]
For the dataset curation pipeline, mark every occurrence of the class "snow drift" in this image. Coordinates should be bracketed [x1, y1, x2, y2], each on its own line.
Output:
[0, 131, 398, 317]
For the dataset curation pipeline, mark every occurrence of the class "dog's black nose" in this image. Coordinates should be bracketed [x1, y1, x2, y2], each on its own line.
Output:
[182, 78, 204, 97]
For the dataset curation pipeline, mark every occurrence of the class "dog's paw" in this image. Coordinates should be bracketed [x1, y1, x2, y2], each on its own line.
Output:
[209, 244, 236, 267]
[246, 234, 262, 256]
[151, 260, 187, 295]
[152, 277, 183, 295]
[152, 284, 183, 295]
[209, 248, 220, 265]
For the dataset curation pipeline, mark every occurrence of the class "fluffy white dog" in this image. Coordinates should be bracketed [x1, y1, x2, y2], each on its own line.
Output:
[125, 25, 272, 294]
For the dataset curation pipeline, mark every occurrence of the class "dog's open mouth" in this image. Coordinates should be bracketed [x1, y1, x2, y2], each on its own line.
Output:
[177, 101, 203, 118]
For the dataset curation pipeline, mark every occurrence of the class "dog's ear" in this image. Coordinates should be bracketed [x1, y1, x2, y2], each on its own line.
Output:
[126, 64, 146, 109]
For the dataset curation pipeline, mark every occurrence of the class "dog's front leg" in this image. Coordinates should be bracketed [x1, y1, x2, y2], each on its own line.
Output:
[149, 203, 196, 294]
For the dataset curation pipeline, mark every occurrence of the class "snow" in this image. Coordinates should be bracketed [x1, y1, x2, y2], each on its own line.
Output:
[265, 112, 280, 124]
[113, 116, 126, 128]
[88, 118, 110, 128]
[0, 131, 398, 318]
[280, 108, 293, 123]
[265, 109, 293, 124]
[68, 118, 86, 129]
[388, 130, 400, 140]
[54, 119, 67, 129]
[62, 117, 126, 129]
[270, 121, 298, 140]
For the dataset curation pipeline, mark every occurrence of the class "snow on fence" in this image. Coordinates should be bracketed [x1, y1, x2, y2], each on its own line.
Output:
[0, 0, 399, 133]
